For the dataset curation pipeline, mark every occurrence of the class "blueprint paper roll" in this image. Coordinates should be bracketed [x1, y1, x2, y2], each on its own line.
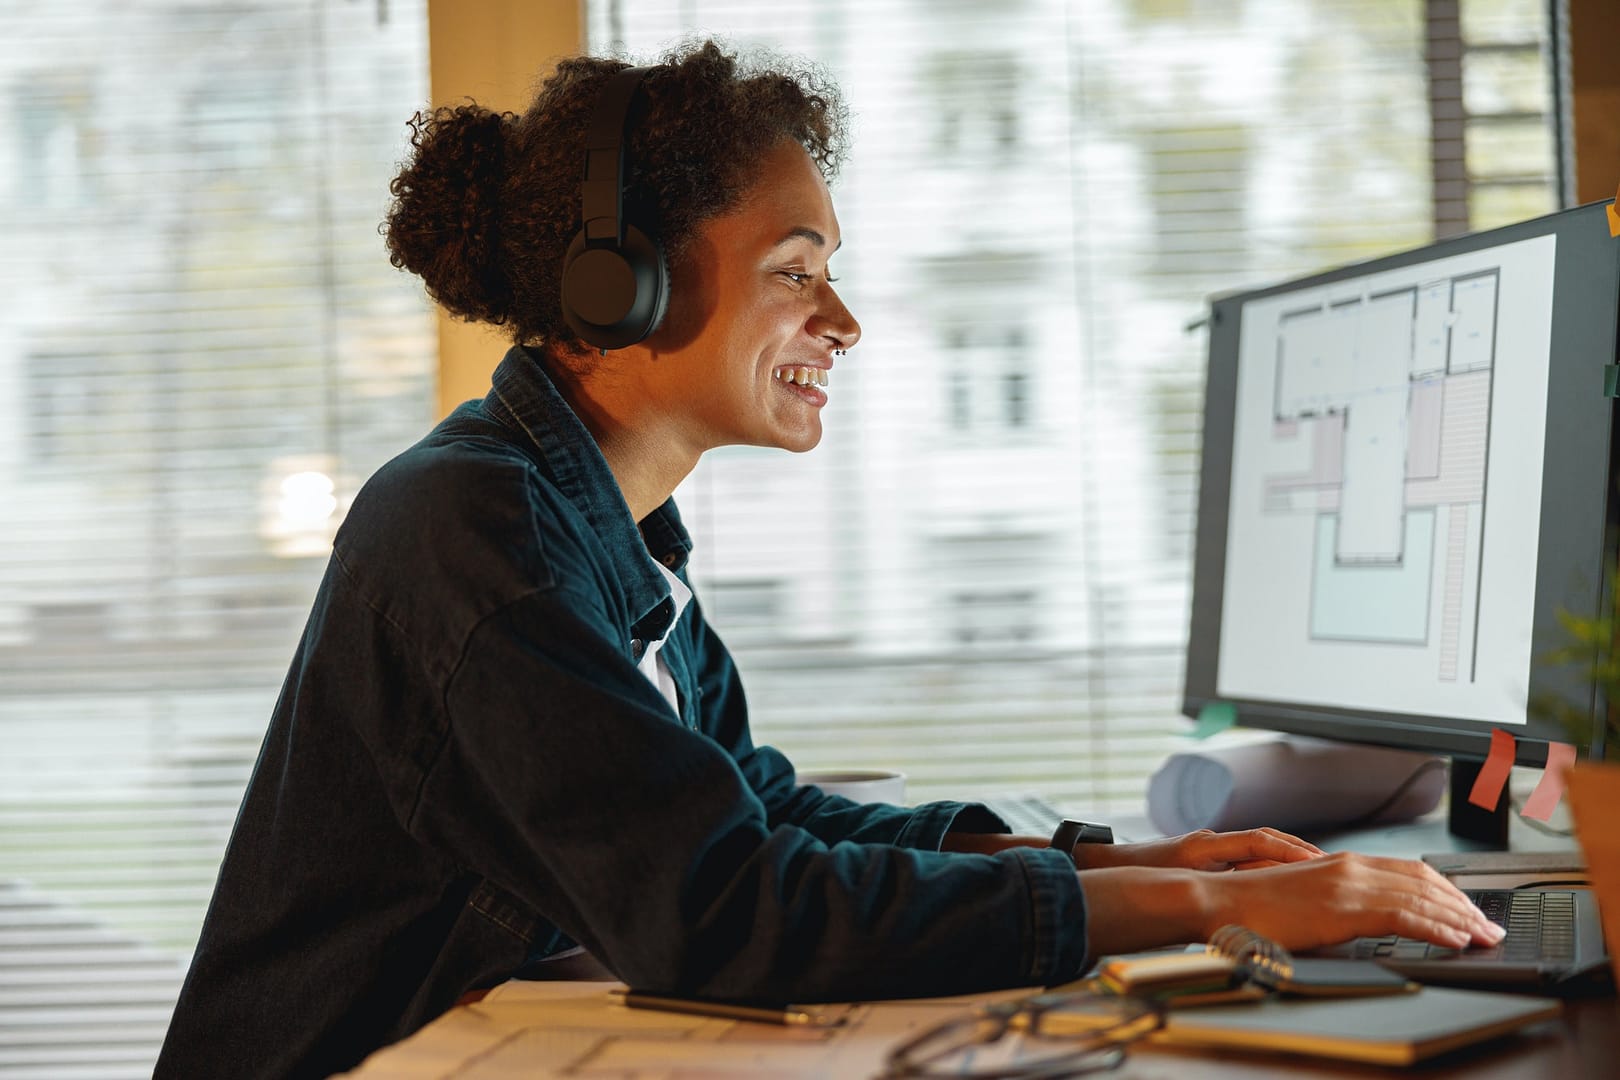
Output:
[1146, 734, 1445, 836]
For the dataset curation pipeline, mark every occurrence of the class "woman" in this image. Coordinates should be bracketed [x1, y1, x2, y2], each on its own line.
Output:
[155, 41, 1502, 1079]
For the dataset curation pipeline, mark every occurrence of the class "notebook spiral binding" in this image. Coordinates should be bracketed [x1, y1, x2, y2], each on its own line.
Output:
[1208, 924, 1298, 987]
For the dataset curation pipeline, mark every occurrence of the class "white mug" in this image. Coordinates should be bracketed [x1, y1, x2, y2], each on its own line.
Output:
[795, 768, 907, 805]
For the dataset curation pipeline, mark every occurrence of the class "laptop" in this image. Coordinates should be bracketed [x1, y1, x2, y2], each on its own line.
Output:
[1311, 887, 1610, 994]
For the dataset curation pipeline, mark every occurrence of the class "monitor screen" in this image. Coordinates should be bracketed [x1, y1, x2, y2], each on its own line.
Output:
[1185, 201, 1619, 767]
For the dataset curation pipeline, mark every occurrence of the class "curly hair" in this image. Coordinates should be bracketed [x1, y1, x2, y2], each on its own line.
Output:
[384, 40, 847, 350]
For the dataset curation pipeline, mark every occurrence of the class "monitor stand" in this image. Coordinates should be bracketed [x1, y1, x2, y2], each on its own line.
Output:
[1448, 756, 1510, 849]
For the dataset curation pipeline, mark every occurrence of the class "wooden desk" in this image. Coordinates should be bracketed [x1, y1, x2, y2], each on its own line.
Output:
[340, 978, 1615, 1078]
[344, 808, 1611, 1077]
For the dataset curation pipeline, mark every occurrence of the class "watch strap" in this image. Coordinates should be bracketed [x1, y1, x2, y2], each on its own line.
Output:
[1050, 818, 1114, 866]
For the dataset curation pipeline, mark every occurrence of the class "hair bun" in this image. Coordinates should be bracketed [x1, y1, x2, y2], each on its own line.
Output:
[385, 104, 516, 325]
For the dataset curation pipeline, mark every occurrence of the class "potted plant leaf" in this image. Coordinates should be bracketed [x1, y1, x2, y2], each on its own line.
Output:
[1536, 571, 1620, 988]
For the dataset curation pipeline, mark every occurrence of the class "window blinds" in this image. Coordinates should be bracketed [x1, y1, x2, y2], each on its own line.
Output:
[1, 2, 433, 1074]
[0, 0, 1559, 1074]
[586, 0, 1561, 812]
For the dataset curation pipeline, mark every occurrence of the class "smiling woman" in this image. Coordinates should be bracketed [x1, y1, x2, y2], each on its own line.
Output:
[152, 37, 1503, 1080]
[627, 137, 860, 470]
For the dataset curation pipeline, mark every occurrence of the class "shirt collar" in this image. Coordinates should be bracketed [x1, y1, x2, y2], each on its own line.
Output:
[484, 345, 694, 639]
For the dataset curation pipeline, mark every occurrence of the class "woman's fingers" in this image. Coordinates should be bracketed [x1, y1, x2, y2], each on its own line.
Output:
[1186, 827, 1325, 869]
[1203, 852, 1506, 951]
[1343, 857, 1501, 947]
[1357, 855, 1504, 945]
[1252, 827, 1327, 858]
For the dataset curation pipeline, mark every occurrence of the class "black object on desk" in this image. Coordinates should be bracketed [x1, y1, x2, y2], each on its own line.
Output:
[613, 990, 850, 1027]
[1310, 887, 1610, 994]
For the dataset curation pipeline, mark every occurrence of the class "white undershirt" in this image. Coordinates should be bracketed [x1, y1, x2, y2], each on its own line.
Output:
[635, 561, 693, 715]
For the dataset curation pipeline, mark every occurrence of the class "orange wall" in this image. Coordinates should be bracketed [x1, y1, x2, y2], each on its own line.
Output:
[1570, 0, 1620, 206]
[426, 0, 584, 417]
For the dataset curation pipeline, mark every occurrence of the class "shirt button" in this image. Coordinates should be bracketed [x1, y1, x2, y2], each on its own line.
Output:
[630, 639, 645, 659]
[661, 553, 679, 568]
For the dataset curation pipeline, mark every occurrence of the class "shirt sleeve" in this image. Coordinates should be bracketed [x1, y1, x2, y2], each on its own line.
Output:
[407, 584, 1090, 1003]
[681, 592, 1012, 850]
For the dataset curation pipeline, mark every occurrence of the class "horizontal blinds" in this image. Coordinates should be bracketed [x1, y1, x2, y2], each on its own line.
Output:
[1, 2, 433, 1075]
[0, 0, 1559, 1075]
[588, 0, 1559, 811]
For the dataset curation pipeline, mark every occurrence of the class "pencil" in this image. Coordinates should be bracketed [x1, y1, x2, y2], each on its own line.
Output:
[613, 990, 846, 1027]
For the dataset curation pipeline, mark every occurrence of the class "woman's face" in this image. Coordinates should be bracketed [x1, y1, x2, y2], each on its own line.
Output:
[644, 138, 861, 454]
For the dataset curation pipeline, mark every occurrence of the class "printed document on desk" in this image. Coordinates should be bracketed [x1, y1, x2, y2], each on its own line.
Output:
[336, 979, 1040, 1078]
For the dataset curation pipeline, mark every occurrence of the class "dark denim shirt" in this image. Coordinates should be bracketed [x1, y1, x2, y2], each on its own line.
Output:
[155, 346, 1088, 1079]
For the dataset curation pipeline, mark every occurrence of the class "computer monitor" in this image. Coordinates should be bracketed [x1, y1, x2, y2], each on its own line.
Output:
[1184, 200, 1619, 845]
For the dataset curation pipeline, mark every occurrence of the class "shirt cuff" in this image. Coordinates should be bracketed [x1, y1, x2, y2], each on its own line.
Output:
[891, 800, 1007, 850]
[1009, 845, 1090, 985]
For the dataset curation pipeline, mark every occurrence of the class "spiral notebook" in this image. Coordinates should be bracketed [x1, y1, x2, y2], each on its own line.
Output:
[1099, 925, 1416, 1003]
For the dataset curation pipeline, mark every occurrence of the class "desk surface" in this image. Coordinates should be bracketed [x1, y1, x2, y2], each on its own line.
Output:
[342, 811, 1609, 1078]
[1310, 793, 1581, 859]
[340, 979, 1617, 1078]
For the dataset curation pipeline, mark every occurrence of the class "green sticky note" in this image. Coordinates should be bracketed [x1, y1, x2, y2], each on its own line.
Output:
[1190, 701, 1237, 738]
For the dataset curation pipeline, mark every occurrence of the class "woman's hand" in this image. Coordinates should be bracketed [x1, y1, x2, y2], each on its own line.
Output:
[1077, 827, 1325, 871]
[1079, 852, 1507, 958]
[1194, 851, 1506, 952]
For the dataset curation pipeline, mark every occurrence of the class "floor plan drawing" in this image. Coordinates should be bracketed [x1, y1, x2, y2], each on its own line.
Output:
[1258, 269, 1498, 681]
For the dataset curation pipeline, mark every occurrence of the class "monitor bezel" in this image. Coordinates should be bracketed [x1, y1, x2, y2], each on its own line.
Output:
[1184, 200, 1619, 766]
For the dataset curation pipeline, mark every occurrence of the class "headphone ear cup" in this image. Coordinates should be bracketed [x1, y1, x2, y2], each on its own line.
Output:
[560, 222, 669, 350]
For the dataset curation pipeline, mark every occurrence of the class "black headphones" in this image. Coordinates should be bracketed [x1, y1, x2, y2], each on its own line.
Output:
[559, 66, 670, 351]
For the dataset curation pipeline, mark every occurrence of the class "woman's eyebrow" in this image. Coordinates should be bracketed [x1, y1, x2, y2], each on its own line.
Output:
[771, 226, 842, 252]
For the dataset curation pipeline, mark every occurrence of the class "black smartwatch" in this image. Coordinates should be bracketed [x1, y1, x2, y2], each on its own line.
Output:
[1050, 818, 1114, 867]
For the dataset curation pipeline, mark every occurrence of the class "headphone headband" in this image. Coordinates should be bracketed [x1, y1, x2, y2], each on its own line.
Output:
[559, 65, 670, 351]
[578, 67, 650, 245]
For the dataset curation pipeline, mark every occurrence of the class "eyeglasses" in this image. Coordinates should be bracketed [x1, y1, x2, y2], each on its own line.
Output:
[881, 990, 1164, 1079]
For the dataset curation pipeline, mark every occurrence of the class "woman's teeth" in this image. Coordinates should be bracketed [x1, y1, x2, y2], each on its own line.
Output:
[774, 367, 828, 387]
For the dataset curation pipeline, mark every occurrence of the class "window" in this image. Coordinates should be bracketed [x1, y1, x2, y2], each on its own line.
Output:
[26, 351, 104, 464]
[705, 578, 786, 641]
[937, 534, 1050, 648]
[588, 0, 1564, 811]
[15, 72, 95, 208]
[1144, 124, 1249, 280]
[0, 1, 1567, 1072]
[924, 50, 1022, 162]
[1, 3, 432, 1072]
[951, 589, 1041, 646]
[942, 322, 1037, 436]
[1437, 0, 1564, 233]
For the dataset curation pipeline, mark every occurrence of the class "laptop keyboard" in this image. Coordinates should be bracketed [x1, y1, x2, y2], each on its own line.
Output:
[1351, 889, 1577, 964]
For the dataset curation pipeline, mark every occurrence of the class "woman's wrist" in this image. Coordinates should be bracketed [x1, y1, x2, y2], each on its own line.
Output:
[1070, 839, 1124, 870]
[1078, 867, 1210, 955]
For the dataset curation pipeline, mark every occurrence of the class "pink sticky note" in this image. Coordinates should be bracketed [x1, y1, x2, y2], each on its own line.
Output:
[1467, 728, 1516, 811]
[1520, 742, 1578, 822]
